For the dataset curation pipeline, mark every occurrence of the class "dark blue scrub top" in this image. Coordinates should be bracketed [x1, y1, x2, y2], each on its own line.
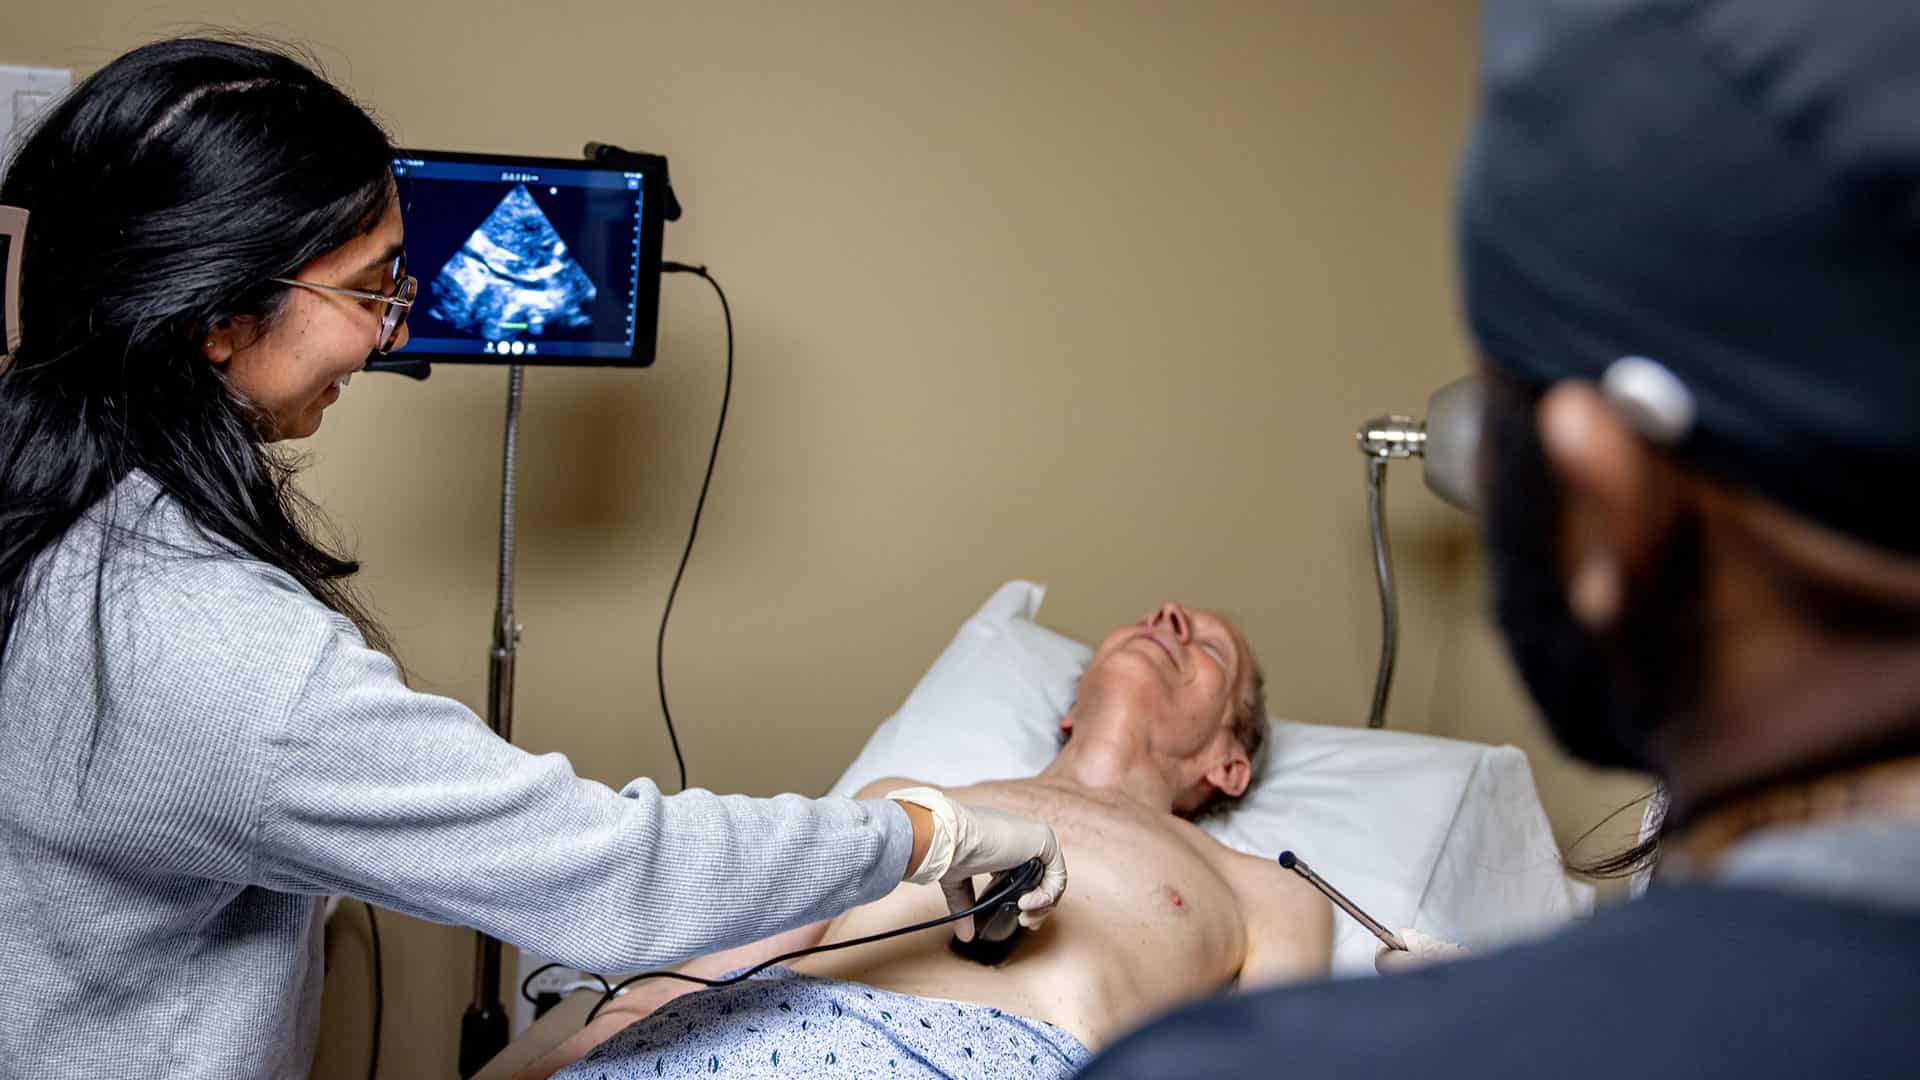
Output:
[1080, 883, 1920, 1079]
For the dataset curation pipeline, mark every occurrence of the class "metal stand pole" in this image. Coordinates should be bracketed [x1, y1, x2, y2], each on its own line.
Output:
[458, 364, 524, 1077]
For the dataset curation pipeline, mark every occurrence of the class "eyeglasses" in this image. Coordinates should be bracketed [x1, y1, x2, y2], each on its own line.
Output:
[271, 254, 417, 354]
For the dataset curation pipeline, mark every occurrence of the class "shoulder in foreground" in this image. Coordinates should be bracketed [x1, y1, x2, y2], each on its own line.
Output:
[1080, 883, 1920, 1080]
[60, 472, 317, 603]
[39, 479, 359, 683]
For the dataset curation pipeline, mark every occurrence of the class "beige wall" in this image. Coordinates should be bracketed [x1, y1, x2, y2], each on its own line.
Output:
[8, 2, 1650, 1076]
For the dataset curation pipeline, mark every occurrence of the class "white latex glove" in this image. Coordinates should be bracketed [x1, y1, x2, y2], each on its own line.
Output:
[888, 786, 1067, 930]
[1375, 927, 1471, 974]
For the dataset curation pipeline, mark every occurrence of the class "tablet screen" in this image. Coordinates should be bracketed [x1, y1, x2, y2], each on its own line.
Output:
[393, 149, 663, 366]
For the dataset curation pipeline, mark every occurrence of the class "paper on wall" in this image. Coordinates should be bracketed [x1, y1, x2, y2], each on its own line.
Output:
[1, 66, 67, 360]
[1, 204, 23, 359]
[2, 65, 72, 170]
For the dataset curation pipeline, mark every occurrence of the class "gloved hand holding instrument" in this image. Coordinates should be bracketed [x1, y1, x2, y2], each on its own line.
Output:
[888, 786, 1068, 931]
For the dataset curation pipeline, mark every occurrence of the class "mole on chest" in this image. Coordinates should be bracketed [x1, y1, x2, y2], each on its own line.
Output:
[1161, 885, 1187, 912]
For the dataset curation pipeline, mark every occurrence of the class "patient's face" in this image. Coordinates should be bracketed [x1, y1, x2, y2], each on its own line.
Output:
[1069, 602, 1256, 809]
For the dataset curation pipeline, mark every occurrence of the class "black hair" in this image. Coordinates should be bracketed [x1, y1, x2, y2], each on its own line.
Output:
[0, 36, 398, 767]
[1478, 369, 1691, 879]
[1565, 790, 1664, 881]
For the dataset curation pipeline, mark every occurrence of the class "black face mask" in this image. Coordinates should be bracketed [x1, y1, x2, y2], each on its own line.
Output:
[1478, 377, 1702, 772]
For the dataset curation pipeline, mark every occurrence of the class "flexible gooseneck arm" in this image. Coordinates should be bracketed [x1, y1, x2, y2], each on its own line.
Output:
[1355, 416, 1423, 729]
[1364, 456, 1397, 730]
[1351, 377, 1482, 730]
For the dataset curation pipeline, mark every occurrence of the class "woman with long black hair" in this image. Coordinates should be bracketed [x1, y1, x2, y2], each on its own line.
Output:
[0, 37, 1064, 1078]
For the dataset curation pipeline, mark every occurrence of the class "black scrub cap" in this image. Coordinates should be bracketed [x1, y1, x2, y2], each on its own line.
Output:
[1461, 0, 1920, 553]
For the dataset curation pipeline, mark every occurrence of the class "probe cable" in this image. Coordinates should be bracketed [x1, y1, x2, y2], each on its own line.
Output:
[551, 269, 1018, 1029]
[520, 871, 1029, 1026]
[512, 265, 730, 1035]
[654, 262, 731, 794]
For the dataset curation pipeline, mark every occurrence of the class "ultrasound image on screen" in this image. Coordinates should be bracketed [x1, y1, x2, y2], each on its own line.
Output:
[427, 184, 598, 339]
[395, 156, 646, 362]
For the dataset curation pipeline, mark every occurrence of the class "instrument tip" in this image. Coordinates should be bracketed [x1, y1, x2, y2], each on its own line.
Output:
[1277, 850, 1297, 868]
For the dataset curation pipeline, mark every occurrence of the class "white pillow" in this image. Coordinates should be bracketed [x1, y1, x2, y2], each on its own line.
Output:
[831, 581, 1592, 975]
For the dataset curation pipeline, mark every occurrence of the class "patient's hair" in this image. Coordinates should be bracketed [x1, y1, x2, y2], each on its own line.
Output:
[1206, 659, 1268, 819]
[1231, 663, 1269, 775]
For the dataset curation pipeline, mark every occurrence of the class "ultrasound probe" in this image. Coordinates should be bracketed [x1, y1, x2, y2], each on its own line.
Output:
[1278, 850, 1407, 953]
[949, 855, 1048, 965]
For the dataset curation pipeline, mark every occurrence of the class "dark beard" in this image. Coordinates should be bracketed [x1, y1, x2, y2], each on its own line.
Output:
[1479, 376, 1702, 771]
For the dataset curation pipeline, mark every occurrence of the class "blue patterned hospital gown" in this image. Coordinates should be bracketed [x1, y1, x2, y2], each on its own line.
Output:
[553, 966, 1092, 1079]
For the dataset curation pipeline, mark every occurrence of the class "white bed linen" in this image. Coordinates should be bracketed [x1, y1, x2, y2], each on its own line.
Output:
[829, 581, 1592, 974]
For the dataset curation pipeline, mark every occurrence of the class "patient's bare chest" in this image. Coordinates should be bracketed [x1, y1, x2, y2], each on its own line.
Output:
[794, 778, 1249, 1047]
[959, 780, 1248, 982]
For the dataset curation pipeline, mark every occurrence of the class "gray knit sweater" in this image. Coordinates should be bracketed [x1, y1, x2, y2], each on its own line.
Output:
[0, 473, 913, 1078]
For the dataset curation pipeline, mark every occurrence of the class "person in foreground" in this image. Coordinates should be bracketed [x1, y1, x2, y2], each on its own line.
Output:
[1081, 2, 1920, 1078]
[0, 38, 1063, 1079]
[519, 602, 1332, 1080]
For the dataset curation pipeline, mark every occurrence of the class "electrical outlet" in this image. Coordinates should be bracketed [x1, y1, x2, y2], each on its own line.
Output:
[524, 964, 596, 999]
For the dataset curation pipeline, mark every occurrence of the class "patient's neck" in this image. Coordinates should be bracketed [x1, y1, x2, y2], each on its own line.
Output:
[1041, 709, 1180, 815]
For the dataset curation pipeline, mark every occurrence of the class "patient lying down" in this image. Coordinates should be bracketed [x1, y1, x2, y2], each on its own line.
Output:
[523, 602, 1332, 1080]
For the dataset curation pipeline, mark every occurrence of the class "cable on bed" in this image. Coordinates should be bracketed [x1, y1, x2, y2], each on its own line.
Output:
[521, 863, 1040, 1027]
